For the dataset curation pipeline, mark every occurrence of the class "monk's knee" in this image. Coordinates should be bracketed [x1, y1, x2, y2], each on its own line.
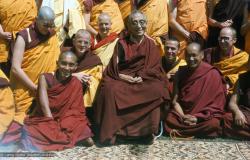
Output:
[205, 118, 221, 132]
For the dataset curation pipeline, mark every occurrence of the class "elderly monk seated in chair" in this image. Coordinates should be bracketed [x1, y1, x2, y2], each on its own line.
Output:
[223, 59, 250, 140]
[94, 11, 170, 145]
[22, 51, 94, 151]
[164, 42, 227, 138]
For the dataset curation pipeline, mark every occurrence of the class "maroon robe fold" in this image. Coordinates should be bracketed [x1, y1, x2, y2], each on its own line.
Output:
[223, 71, 250, 140]
[164, 62, 226, 138]
[94, 34, 170, 144]
[74, 49, 102, 72]
[22, 73, 93, 151]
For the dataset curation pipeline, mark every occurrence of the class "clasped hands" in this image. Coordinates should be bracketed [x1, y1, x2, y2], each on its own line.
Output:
[119, 73, 143, 83]
[182, 114, 198, 126]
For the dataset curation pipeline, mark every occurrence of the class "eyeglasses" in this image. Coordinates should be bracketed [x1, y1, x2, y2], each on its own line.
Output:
[218, 37, 233, 42]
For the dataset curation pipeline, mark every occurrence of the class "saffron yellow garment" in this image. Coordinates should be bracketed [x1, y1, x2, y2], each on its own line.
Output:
[118, 0, 168, 55]
[173, 0, 208, 58]
[77, 65, 103, 107]
[93, 38, 118, 68]
[0, 0, 37, 63]
[168, 58, 186, 76]
[213, 47, 249, 93]
[10, 35, 60, 124]
[90, 0, 124, 34]
[0, 69, 15, 136]
[41, 0, 86, 45]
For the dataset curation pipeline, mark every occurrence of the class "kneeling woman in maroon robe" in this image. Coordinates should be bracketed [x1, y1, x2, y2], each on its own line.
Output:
[22, 51, 93, 151]
[223, 70, 250, 140]
[164, 43, 227, 138]
[94, 11, 170, 144]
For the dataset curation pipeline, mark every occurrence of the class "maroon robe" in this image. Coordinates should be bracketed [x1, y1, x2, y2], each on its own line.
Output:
[164, 62, 226, 138]
[94, 34, 170, 144]
[21, 73, 93, 151]
[223, 71, 250, 140]
[0, 23, 56, 146]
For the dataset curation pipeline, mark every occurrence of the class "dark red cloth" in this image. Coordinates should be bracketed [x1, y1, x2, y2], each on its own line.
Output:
[164, 62, 227, 138]
[94, 34, 170, 144]
[22, 73, 93, 151]
[74, 49, 102, 72]
[223, 71, 250, 140]
[18, 23, 55, 50]
[92, 32, 118, 50]
[1, 121, 22, 145]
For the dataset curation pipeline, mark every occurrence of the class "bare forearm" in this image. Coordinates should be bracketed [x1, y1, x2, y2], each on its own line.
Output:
[38, 75, 52, 117]
[169, 20, 190, 39]
[86, 24, 98, 36]
[173, 102, 185, 117]
[11, 67, 37, 91]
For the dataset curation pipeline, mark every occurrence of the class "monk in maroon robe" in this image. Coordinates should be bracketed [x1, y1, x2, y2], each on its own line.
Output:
[164, 43, 226, 138]
[223, 69, 250, 140]
[21, 51, 93, 151]
[94, 11, 170, 144]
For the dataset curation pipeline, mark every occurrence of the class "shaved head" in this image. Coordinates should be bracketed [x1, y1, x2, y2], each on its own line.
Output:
[220, 27, 237, 39]
[127, 10, 147, 25]
[59, 51, 78, 63]
[37, 6, 55, 21]
[98, 13, 111, 23]
[73, 29, 91, 58]
[186, 42, 202, 53]
[185, 42, 203, 69]
[74, 29, 91, 41]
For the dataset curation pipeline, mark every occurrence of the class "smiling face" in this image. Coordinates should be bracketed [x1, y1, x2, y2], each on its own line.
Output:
[185, 43, 203, 69]
[73, 32, 91, 58]
[127, 12, 147, 40]
[57, 52, 78, 79]
[98, 14, 112, 38]
[164, 40, 179, 64]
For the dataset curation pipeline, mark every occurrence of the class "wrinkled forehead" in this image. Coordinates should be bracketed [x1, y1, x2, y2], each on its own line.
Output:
[74, 33, 91, 41]
[98, 16, 111, 23]
[220, 29, 233, 38]
[186, 45, 201, 55]
[130, 13, 146, 22]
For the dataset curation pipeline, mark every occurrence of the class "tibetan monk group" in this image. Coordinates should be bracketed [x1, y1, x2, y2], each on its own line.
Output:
[0, 0, 249, 151]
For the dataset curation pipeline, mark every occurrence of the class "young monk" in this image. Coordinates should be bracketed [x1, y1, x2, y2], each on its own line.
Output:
[164, 42, 226, 138]
[223, 59, 250, 140]
[162, 37, 186, 93]
[22, 51, 94, 151]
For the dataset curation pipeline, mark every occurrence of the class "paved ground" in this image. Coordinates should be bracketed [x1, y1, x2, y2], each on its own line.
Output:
[0, 137, 249, 160]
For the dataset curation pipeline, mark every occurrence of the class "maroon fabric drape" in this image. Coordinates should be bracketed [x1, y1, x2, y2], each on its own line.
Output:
[165, 62, 227, 137]
[223, 71, 250, 140]
[94, 34, 170, 144]
[22, 74, 93, 151]
[75, 50, 102, 72]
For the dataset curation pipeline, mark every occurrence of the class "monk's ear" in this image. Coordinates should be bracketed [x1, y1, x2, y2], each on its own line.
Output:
[200, 51, 204, 59]
[232, 37, 237, 44]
